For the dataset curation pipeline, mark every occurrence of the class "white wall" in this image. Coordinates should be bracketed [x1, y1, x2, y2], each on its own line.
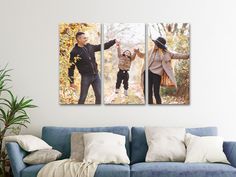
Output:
[0, 0, 236, 140]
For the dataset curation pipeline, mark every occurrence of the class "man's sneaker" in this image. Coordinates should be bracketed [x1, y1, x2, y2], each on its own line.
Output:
[124, 90, 128, 96]
[115, 89, 119, 94]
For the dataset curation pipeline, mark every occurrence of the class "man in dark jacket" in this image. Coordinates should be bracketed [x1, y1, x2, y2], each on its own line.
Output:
[68, 32, 116, 104]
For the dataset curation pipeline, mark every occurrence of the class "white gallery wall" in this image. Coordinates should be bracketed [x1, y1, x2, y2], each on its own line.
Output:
[0, 0, 236, 140]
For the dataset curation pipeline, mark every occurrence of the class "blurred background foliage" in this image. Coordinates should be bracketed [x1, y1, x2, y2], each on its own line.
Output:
[148, 23, 190, 104]
[59, 23, 100, 104]
[104, 23, 145, 104]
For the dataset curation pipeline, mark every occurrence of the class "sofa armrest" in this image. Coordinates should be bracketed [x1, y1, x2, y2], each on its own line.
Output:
[223, 141, 236, 167]
[6, 142, 28, 177]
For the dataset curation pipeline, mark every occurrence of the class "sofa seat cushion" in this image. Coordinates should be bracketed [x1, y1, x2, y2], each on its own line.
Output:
[21, 164, 45, 177]
[95, 164, 130, 177]
[131, 162, 236, 177]
[21, 164, 129, 177]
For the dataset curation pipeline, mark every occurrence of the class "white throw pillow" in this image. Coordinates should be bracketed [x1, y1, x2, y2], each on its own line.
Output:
[145, 127, 186, 162]
[185, 133, 229, 164]
[83, 132, 130, 164]
[23, 149, 62, 164]
[4, 135, 52, 152]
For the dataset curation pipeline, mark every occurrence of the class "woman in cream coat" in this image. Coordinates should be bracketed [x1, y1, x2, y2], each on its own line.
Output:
[136, 37, 189, 104]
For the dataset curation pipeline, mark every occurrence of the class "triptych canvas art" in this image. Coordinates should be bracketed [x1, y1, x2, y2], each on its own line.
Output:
[59, 23, 190, 105]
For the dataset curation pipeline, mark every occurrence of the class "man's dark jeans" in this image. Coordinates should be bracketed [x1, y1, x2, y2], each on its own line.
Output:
[78, 73, 101, 104]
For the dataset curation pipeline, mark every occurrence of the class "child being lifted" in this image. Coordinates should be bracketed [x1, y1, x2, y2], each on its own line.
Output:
[115, 41, 137, 96]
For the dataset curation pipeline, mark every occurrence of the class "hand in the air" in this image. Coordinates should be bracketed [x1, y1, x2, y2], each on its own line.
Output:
[115, 40, 120, 47]
[134, 48, 140, 53]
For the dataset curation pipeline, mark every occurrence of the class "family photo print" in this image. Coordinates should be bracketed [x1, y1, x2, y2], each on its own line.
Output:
[59, 23, 190, 105]
[103, 23, 145, 105]
[146, 23, 190, 104]
[59, 23, 115, 105]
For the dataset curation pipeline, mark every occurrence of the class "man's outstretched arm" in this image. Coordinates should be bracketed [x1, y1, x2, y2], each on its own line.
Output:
[104, 39, 116, 50]
[92, 39, 116, 52]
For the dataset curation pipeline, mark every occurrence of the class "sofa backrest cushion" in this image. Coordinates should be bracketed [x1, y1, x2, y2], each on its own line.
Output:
[131, 127, 218, 164]
[42, 126, 130, 159]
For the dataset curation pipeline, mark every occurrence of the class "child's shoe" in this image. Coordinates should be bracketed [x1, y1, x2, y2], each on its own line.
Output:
[115, 89, 119, 94]
[124, 90, 128, 96]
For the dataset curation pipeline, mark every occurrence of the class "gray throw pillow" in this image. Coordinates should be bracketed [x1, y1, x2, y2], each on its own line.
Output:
[23, 149, 62, 164]
[70, 132, 85, 161]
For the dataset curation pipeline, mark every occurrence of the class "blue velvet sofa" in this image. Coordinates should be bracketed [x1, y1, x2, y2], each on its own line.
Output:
[6, 126, 236, 177]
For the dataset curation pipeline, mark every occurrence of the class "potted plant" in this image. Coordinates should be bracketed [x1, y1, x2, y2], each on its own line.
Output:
[0, 66, 37, 177]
